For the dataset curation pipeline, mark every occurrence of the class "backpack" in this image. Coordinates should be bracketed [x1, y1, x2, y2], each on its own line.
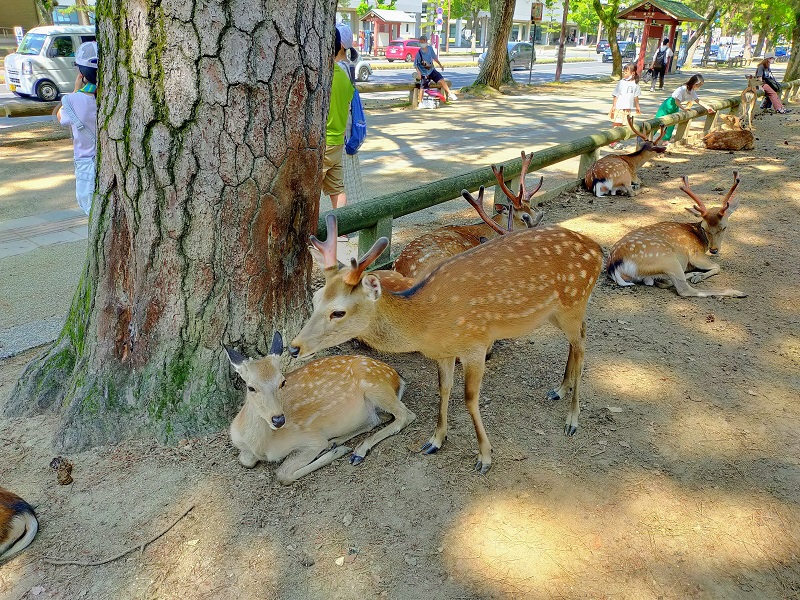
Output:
[345, 88, 367, 155]
[654, 48, 666, 68]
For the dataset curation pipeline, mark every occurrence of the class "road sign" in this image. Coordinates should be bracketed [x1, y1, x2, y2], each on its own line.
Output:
[14, 27, 25, 44]
[531, 2, 544, 22]
[436, 7, 444, 15]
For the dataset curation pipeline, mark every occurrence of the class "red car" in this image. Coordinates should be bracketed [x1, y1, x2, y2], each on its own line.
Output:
[385, 39, 421, 63]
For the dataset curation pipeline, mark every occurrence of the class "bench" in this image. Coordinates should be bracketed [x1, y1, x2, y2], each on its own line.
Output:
[408, 78, 453, 108]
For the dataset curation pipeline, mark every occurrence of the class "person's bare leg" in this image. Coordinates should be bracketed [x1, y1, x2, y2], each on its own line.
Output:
[330, 193, 347, 209]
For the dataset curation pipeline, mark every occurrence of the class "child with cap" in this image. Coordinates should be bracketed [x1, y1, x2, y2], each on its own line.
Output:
[57, 41, 98, 216]
[413, 35, 457, 103]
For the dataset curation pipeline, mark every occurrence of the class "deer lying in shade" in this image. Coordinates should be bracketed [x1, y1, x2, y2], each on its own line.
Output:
[290, 213, 603, 474]
[607, 171, 746, 298]
[394, 151, 544, 279]
[584, 116, 666, 197]
[0, 487, 38, 561]
[226, 332, 415, 484]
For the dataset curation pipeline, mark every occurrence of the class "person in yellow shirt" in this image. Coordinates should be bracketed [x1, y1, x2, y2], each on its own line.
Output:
[322, 24, 356, 224]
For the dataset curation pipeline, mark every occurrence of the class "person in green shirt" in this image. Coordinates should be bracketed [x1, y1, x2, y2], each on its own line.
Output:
[322, 24, 356, 221]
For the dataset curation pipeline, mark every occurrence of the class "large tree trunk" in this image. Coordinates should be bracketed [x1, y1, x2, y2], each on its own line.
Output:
[7, 0, 335, 451]
[473, 0, 516, 88]
[554, 0, 569, 82]
[785, 8, 800, 83]
[591, 0, 621, 78]
[684, 4, 718, 67]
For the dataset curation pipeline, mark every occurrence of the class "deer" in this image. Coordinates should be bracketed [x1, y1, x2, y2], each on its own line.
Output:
[584, 116, 666, 197]
[0, 487, 38, 561]
[739, 75, 759, 131]
[607, 171, 746, 298]
[393, 151, 545, 279]
[225, 331, 415, 484]
[290, 213, 604, 474]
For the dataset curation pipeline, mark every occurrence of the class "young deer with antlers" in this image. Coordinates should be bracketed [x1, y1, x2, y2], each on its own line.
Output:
[0, 487, 38, 561]
[584, 116, 666, 197]
[290, 214, 603, 473]
[393, 151, 544, 279]
[607, 172, 746, 298]
[226, 332, 415, 484]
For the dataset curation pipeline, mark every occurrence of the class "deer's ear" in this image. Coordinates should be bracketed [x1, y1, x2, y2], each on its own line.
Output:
[494, 203, 508, 215]
[308, 245, 325, 269]
[685, 206, 702, 217]
[225, 346, 248, 376]
[361, 274, 383, 301]
[721, 196, 740, 217]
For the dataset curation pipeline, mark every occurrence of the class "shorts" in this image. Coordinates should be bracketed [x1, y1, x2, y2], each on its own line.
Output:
[611, 108, 632, 125]
[321, 143, 344, 196]
[422, 69, 444, 84]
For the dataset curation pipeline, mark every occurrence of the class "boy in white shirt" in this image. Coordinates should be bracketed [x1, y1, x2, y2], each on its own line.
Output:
[649, 38, 674, 92]
[608, 63, 642, 150]
[57, 41, 98, 216]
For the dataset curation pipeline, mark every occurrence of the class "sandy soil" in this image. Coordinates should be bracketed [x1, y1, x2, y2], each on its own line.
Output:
[2, 105, 799, 600]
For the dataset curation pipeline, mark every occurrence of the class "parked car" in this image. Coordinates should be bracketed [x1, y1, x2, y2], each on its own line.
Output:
[352, 56, 373, 82]
[385, 39, 421, 63]
[775, 46, 790, 58]
[596, 39, 610, 54]
[477, 42, 536, 71]
[4, 25, 95, 101]
[601, 41, 637, 63]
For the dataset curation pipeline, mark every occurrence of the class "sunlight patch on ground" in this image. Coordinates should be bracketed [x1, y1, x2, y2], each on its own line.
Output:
[0, 174, 73, 195]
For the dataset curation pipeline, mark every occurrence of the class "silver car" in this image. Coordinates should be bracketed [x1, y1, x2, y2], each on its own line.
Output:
[478, 42, 537, 71]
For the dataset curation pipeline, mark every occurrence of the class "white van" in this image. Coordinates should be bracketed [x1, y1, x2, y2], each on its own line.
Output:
[4, 25, 96, 101]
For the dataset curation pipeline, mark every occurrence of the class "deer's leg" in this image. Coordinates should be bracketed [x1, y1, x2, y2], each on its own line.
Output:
[276, 445, 351, 485]
[350, 385, 416, 465]
[422, 357, 456, 454]
[686, 254, 721, 283]
[462, 353, 492, 473]
[665, 260, 747, 298]
[238, 449, 259, 468]
[548, 313, 586, 436]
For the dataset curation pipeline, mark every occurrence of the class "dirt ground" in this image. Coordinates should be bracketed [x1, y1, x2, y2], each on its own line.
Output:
[2, 103, 799, 600]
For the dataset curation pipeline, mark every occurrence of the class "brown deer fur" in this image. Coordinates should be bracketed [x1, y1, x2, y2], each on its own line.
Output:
[290, 215, 604, 474]
[0, 487, 38, 561]
[607, 172, 746, 298]
[226, 333, 415, 484]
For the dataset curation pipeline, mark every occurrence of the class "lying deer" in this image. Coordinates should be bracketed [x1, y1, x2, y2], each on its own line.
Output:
[607, 171, 746, 298]
[226, 331, 415, 484]
[584, 116, 666, 197]
[739, 75, 759, 131]
[290, 214, 603, 474]
[393, 151, 544, 279]
[0, 487, 38, 561]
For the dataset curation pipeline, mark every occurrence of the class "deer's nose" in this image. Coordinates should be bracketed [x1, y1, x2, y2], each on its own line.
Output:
[288, 345, 300, 358]
[271, 415, 286, 429]
[709, 248, 719, 255]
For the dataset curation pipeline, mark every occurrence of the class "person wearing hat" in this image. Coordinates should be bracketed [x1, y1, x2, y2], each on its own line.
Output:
[413, 34, 457, 103]
[56, 41, 98, 216]
[756, 52, 791, 114]
[321, 24, 356, 230]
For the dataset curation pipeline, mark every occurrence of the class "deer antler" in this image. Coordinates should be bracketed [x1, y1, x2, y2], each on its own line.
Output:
[309, 214, 339, 270]
[462, 187, 508, 236]
[491, 151, 542, 210]
[679, 176, 708, 215]
[652, 124, 667, 144]
[342, 237, 390, 285]
[627, 115, 649, 142]
[720, 171, 742, 215]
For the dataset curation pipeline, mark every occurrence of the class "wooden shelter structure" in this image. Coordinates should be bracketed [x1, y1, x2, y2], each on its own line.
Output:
[359, 9, 416, 57]
[617, 0, 705, 74]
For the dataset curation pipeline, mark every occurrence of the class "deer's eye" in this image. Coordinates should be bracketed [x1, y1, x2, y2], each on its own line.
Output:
[330, 310, 346, 319]
[280, 380, 286, 389]
[247, 386, 256, 392]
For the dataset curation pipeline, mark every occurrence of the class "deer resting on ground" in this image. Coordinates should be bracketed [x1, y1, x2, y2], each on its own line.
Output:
[584, 116, 666, 197]
[290, 213, 603, 474]
[394, 151, 544, 279]
[0, 488, 38, 561]
[607, 171, 746, 298]
[226, 332, 415, 484]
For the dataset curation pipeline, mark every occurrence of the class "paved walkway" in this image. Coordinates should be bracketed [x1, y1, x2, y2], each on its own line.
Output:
[0, 209, 87, 259]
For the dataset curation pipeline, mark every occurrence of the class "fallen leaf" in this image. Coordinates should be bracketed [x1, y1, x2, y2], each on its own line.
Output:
[606, 406, 623, 413]
[186, 539, 199, 546]
[335, 556, 345, 566]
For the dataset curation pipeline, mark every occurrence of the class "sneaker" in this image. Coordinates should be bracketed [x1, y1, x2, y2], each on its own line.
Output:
[649, 87, 655, 92]
[609, 142, 625, 150]
[448, 93, 458, 102]
[777, 108, 792, 114]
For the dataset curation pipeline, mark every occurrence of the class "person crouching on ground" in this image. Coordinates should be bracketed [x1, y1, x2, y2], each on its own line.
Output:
[413, 35, 457, 103]
[756, 52, 792, 114]
[321, 23, 355, 230]
[654, 74, 715, 144]
[608, 62, 642, 150]
[56, 41, 98, 216]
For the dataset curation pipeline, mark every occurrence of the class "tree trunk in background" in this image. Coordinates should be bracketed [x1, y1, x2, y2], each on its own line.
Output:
[684, 5, 717, 67]
[473, 0, 516, 88]
[591, 0, 621, 78]
[554, 0, 569, 82]
[785, 8, 800, 82]
[743, 23, 753, 61]
[75, 0, 92, 25]
[7, 0, 335, 451]
[35, 0, 55, 25]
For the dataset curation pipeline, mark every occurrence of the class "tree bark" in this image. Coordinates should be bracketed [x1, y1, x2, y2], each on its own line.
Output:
[554, 0, 569, 82]
[684, 5, 718, 67]
[591, 0, 621, 79]
[7, 0, 336, 451]
[785, 8, 800, 82]
[473, 0, 516, 88]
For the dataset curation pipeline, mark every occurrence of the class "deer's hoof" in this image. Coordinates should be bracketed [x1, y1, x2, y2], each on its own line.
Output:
[547, 389, 561, 401]
[349, 454, 365, 466]
[421, 442, 440, 454]
[475, 460, 491, 474]
[564, 424, 578, 436]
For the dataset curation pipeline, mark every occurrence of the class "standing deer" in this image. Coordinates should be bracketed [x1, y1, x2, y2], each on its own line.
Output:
[393, 151, 544, 279]
[607, 172, 746, 298]
[290, 214, 603, 473]
[584, 116, 666, 197]
[739, 75, 759, 130]
[0, 487, 38, 561]
[226, 331, 415, 484]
